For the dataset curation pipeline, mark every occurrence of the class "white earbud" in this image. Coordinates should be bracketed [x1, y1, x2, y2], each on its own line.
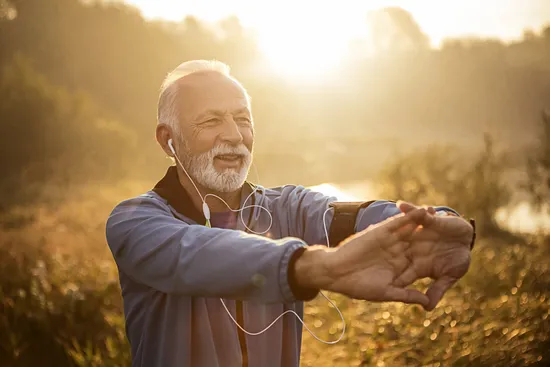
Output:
[168, 138, 175, 155]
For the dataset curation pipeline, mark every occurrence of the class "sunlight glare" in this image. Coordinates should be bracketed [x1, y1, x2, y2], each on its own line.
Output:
[253, 4, 371, 79]
[123, 0, 549, 77]
[308, 184, 361, 202]
[258, 32, 346, 79]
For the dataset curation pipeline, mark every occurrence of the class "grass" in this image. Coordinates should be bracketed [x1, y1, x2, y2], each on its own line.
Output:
[301, 236, 550, 366]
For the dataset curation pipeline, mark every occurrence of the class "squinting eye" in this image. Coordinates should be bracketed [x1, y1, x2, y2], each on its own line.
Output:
[203, 118, 220, 125]
[236, 117, 251, 125]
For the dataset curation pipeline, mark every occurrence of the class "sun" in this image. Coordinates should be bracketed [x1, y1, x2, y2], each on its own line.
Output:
[125, 0, 363, 79]
[255, 15, 351, 79]
[251, 4, 372, 80]
[257, 29, 349, 79]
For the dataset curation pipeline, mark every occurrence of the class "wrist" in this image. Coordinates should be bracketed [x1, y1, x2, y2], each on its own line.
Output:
[293, 245, 333, 290]
[468, 218, 476, 250]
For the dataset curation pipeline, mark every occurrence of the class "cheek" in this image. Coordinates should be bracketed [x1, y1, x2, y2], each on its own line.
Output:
[189, 130, 218, 154]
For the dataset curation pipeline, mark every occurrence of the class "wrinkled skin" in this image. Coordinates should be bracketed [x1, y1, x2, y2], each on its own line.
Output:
[394, 201, 474, 311]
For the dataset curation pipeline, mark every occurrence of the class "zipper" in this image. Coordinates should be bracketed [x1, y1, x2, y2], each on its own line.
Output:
[237, 184, 255, 367]
[236, 301, 248, 367]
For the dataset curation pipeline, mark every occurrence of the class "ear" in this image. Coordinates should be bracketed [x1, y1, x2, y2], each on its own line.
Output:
[156, 124, 173, 157]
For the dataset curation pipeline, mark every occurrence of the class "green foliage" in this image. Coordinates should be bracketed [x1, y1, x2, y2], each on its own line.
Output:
[376, 134, 511, 235]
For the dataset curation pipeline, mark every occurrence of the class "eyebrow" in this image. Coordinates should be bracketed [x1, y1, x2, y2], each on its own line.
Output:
[194, 108, 250, 121]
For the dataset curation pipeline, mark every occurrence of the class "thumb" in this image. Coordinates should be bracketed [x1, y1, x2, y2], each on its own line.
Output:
[424, 276, 457, 311]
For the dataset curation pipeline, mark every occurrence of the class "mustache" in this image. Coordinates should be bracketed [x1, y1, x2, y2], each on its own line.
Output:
[209, 144, 251, 157]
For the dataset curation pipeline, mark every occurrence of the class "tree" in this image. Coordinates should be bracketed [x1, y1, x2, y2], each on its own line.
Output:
[367, 7, 430, 53]
[0, 54, 134, 209]
[524, 111, 550, 214]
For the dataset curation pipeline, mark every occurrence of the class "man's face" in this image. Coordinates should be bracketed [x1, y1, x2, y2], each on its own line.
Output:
[174, 71, 254, 193]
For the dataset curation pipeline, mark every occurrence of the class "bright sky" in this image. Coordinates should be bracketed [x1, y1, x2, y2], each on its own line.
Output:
[122, 0, 550, 76]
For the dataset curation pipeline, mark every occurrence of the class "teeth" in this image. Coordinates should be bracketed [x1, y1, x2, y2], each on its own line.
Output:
[217, 154, 240, 160]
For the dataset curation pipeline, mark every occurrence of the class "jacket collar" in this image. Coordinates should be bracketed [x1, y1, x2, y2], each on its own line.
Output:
[152, 165, 256, 224]
[153, 166, 204, 223]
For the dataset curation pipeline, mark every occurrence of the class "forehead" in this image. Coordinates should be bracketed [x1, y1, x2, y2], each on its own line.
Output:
[176, 71, 250, 121]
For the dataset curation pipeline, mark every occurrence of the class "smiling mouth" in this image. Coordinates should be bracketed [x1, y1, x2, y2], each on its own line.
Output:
[214, 154, 244, 168]
[214, 154, 243, 164]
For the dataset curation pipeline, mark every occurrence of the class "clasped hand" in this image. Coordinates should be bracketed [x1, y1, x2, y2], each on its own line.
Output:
[316, 202, 473, 311]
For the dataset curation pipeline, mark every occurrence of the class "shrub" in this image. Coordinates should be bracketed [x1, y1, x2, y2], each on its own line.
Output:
[376, 134, 511, 235]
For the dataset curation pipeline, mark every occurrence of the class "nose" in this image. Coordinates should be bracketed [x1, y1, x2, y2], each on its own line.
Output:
[219, 117, 244, 145]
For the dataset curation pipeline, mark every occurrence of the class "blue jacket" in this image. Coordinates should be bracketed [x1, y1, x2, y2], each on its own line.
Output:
[105, 166, 458, 367]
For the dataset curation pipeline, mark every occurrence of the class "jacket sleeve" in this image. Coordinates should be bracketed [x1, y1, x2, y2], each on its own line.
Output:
[273, 185, 460, 246]
[269, 185, 336, 246]
[105, 194, 308, 303]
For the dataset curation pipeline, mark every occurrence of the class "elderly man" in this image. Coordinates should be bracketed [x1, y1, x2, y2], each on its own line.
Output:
[106, 60, 475, 367]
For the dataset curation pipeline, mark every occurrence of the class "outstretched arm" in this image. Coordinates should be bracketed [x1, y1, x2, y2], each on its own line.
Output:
[107, 193, 447, 309]
[273, 185, 460, 246]
[106, 195, 310, 304]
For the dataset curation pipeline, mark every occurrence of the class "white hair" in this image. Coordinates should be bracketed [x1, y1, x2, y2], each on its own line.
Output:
[157, 60, 232, 135]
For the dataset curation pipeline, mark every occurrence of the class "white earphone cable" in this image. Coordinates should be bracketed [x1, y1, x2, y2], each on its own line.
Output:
[220, 290, 345, 344]
[169, 139, 345, 345]
[170, 140, 206, 203]
[204, 164, 273, 235]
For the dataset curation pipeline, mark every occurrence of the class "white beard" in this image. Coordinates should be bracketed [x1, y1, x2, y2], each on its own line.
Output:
[182, 143, 252, 193]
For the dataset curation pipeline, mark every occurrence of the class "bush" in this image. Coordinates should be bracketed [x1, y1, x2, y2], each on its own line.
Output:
[0, 236, 131, 367]
[375, 134, 511, 235]
[0, 183, 142, 367]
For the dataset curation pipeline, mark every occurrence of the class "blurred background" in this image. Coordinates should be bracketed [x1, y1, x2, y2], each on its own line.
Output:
[0, 0, 549, 366]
